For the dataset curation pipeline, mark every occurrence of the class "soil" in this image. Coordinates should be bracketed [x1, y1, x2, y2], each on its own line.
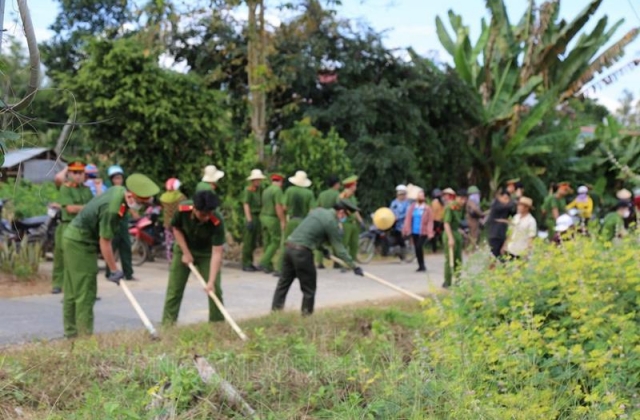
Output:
[0, 272, 52, 298]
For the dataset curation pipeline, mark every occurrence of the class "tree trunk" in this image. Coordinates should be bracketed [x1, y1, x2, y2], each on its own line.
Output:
[247, 0, 267, 162]
[54, 115, 74, 155]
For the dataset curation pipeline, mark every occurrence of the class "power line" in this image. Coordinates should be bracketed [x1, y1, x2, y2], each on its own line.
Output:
[628, 0, 640, 24]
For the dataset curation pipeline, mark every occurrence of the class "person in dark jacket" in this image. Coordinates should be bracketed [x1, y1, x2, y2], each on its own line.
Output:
[486, 188, 514, 258]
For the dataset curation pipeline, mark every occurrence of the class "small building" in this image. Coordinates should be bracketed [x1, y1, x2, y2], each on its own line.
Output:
[1, 148, 66, 183]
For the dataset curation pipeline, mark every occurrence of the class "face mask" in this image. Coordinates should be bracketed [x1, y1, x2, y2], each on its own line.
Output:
[469, 193, 480, 204]
[622, 210, 631, 219]
[339, 217, 347, 223]
[128, 200, 142, 211]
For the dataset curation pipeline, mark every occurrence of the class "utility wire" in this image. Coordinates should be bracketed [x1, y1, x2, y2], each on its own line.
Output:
[628, 0, 640, 24]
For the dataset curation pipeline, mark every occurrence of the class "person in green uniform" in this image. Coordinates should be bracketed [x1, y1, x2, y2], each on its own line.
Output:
[275, 171, 316, 276]
[338, 175, 365, 267]
[162, 190, 226, 325]
[200, 165, 225, 191]
[51, 160, 94, 294]
[314, 175, 341, 268]
[272, 200, 364, 315]
[443, 189, 467, 288]
[62, 173, 159, 338]
[600, 201, 629, 242]
[506, 178, 524, 201]
[242, 169, 266, 272]
[104, 165, 137, 281]
[541, 181, 571, 238]
[257, 173, 286, 273]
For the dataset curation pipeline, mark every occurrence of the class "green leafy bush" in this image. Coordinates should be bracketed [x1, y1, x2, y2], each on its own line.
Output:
[420, 236, 640, 418]
[0, 179, 58, 218]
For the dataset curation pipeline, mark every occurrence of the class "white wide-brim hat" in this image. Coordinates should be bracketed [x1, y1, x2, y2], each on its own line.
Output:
[555, 214, 574, 232]
[289, 170, 312, 188]
[202, 165, 225, 183]
[247, 169, 266, 181]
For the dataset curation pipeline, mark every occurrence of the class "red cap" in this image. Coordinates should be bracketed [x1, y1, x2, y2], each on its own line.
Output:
[270, 174, 284, 181]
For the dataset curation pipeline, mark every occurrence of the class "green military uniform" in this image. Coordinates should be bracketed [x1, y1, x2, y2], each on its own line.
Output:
[196, 181, 213, 192]
[278, 186, 315, 271]
[443, 201, 464, 288]
[259, 181, 284, 271]
[52, 181, 93, 291]
[62, 187, 129, 337]
[314, 187, 341, 265]
[340, 194, 360, 261]
[241, 185, 262, 268]
[105, 204, 133, 280]
[600, 212, 624, 242]
[542, 194, 567, 238]
[162, 201, 225, 324]
[272, 208, 356, 315]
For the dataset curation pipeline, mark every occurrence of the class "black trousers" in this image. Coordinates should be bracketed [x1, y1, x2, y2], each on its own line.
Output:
[488, 237, 505, 258]
[272, 245, 317, 315]
[431, 221, 443, 252]
[390, 230, 406, 248]
[411, 234, 427, 270]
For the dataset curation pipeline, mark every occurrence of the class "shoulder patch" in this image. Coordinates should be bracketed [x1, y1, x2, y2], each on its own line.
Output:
[64, 182, 77, 188]
[179, 204, 193, 212]
[118, 203, 127, 217]
[209, 215, 221, 226]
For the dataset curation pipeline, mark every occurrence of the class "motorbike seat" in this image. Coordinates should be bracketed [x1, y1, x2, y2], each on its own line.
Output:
[15, 215, 48, 228]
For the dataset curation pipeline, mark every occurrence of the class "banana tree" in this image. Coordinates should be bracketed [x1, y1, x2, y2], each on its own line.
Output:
[436, 0, 639, 191]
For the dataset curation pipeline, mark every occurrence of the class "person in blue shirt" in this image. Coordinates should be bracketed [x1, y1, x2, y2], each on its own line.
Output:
[389, 185, 410, 260]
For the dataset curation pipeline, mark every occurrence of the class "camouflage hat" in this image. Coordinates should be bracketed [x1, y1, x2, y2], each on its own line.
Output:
[342, 175, 358, 186]
[126, 173, 160, 198]
[467, 186, 480, 194]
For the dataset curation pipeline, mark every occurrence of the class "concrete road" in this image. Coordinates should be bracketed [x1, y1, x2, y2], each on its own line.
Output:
[0, 254, 445, 346]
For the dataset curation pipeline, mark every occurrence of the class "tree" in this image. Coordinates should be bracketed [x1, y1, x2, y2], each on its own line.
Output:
[436, 0, 639, 193]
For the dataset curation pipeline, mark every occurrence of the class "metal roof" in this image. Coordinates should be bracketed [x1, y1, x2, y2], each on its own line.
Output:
[2, 148, 52, 168]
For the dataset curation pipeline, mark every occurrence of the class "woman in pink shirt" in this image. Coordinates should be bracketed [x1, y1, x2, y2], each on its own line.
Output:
[403, 189, 434, 272]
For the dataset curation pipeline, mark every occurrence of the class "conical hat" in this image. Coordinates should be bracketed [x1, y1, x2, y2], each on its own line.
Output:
[373, 207, 396, 231]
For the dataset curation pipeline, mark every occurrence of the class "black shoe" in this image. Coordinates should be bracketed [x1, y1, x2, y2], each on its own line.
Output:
[242, 266, 257, 272]
[51, 287, 62, 294]
[257, 266, 273, 274]
[416, 267, 426, 272]
[318, 263, 325, 269]
[272, 271, 281, 277]
[96, 297, 101, 301]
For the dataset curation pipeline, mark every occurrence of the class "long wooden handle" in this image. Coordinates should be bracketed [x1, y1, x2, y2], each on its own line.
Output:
[188, 263, 248, 341]
[119, 281, 158, 338]
[329, 256, 424, 302]
[448, 245, 454, 270]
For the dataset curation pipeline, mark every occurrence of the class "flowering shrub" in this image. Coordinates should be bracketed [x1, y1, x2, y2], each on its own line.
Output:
[419, 236, 640, 418]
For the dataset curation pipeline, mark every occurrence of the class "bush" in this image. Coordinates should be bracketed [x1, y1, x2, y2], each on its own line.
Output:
[419, 236, 640, 418]
[0, 179, 58, 218]
[0, 240, 41, 279]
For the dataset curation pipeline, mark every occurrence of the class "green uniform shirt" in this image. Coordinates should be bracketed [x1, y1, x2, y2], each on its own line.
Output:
[543, 195, 567, 220]
[282, 186, 315, 218]
[58, 183, 93, 223]
[287, 208, 355, 268]
[65, 186, 127, 245]
[341, 194, 359, 222]
[600, 212, 624, 242]
[260, 184, 283, 217]
[171, 201, 226, 256]
[317, 188, 340, 209]
[241, 186, 262, 214]
[443, 202, 464, 231]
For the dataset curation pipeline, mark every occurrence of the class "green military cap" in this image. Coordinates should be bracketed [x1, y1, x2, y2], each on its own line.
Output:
[336, 199, 360, 213]
[67, 159, 86, 172]
[195, 181, 213, 192]
[342, 175, 358, 186]
[468, 185, 480, 194]
[506, 178, 520, 185]
[126, 173, 160, 198]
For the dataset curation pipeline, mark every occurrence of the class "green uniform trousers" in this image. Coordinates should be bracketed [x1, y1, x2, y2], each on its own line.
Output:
[242, 214, 261, 267]
[62, 237, 98, 337]
[106, 220, 133, 279]
[277, 218, 302, 271]
[162, 249, 223, 325]
[272, 245, 317, 315]
[342, 221, 359, 261]
[259, 215, 281, 271]
[443, 232, 463, 287]
[52, 222, 69, 290]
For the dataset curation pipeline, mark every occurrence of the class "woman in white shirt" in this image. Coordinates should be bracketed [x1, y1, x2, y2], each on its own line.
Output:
[503, 197, 537, 259]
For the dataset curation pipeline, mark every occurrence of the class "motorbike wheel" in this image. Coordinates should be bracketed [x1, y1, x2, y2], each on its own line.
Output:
[131, 237, 149, 266]
[403, 238, 416, 263]
[357, 236, 375, 264]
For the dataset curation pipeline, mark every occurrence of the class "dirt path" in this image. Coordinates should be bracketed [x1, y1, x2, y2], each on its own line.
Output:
[0, 254, 446, 346]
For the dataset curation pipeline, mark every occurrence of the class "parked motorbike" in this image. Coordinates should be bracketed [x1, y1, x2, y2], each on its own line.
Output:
[0, 198, 56, 255]
[357, 225, 415, 265]
[129, 205, 165, 266]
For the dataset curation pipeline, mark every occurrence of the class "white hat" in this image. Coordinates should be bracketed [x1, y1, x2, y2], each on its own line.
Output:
[395, 184, 407, 193]
[202, 165, 225, 183]
[577, 185, 588, 194]
[288, 170, 312, 188]
[247, 169, 266, 181]
[555, 214, 574, 232]
[617, 188, 632, 200]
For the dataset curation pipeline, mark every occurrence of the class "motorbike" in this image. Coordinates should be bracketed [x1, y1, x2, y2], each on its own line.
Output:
[357, 225, 415, 265]
[128, 205, 165, 266]
[0, 198, 56, 255]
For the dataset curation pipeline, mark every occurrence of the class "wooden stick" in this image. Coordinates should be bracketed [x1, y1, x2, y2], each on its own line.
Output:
[448, 245, 454, 271]
[188, 263, 248, 341]
[119, 280, 159, 339]
[193, 355, 258, 418]
[329, 255, 424, 302]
